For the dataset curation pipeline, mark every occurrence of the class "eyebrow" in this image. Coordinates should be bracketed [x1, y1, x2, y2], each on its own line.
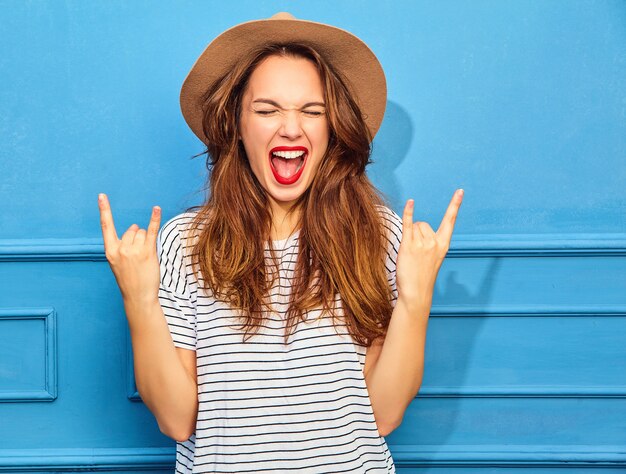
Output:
[252, 99, 326, 108]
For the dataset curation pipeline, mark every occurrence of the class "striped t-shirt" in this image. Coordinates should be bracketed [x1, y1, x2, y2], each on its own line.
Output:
[156, 205, 403, 473]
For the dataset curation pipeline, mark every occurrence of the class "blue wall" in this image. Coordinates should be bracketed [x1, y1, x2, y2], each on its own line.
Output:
[1, 1, 625, 472]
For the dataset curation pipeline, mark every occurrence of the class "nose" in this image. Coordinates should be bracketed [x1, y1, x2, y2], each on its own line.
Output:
[278, 110, 303, 140]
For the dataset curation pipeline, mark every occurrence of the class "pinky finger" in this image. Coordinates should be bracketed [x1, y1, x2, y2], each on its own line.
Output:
[402, 199, 414, 241]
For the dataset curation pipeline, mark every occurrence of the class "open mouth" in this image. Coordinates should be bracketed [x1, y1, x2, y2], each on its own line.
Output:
[269, 146, 308, 185]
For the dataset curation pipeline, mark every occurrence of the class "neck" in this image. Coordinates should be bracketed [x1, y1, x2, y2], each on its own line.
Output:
[269, 199, 301, 241]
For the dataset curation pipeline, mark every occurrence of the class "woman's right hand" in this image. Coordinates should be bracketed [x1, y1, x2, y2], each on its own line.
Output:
[98, 193, 162, 306]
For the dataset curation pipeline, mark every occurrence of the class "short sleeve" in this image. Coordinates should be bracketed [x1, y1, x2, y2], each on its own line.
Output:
[156, 214, 197, 351]
[377, 205, 403, 306]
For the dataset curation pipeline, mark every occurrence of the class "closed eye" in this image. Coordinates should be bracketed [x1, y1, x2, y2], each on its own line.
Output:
[254, 109, 324, 117]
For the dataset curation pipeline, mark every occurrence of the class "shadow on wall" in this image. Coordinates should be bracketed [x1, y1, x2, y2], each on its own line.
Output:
[370, 100, 413, 211]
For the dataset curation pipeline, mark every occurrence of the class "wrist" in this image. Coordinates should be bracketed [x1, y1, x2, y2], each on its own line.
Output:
[123, 294, 161, 316]
[396, 292, 432, 316]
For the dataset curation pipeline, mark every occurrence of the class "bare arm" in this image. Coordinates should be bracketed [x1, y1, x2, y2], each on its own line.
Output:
[98, 193, 197, 441]
[364, 298, 429, 436]
[126, 298, 198, 442]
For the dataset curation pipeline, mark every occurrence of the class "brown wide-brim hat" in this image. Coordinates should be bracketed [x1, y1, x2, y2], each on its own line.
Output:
[180, 12, 387, 145]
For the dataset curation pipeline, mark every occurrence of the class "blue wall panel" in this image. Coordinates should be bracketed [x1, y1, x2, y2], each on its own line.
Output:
[0, 309, 56, 401]
[1, 0, 624, 472]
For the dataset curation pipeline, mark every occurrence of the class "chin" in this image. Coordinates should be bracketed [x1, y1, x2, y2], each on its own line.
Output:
[266, 180, 309, 206]
[269, 188, 305, 205]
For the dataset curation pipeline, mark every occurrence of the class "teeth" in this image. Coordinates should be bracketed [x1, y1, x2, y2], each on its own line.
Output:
[272, 150, 306, 159]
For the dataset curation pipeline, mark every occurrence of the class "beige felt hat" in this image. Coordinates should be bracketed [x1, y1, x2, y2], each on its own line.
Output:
[180, 12, 387, 144]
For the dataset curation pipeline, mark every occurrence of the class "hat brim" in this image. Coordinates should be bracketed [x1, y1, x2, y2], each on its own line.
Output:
[180, 15, 387, 145]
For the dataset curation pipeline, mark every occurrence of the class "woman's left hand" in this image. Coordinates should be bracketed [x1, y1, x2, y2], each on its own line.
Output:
[395, 189, 464, 311]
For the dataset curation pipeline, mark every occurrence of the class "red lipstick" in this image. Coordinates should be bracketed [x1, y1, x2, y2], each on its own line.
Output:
[269, 146, 309, 185]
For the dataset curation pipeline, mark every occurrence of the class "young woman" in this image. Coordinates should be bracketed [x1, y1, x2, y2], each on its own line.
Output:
[98, 12, 463, 473]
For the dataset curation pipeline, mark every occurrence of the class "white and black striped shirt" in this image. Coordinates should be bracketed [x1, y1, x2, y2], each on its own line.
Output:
[156, 206, 403, 473]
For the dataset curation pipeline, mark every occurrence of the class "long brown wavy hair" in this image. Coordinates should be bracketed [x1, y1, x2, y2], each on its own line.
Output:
[185, 43, 393, 346]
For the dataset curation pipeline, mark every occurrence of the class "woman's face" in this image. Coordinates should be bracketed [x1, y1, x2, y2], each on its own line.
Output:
[239, 55, 330, 212]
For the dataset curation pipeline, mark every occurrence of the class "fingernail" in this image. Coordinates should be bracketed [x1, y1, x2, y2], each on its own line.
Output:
[98, 193, 104, 202]
[457, 189, 464, 197]
[408, 199, 414, 207]
[154, 206, 161, 214]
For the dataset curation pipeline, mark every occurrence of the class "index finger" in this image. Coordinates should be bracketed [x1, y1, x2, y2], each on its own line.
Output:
[98, 193, 119, 248]
[436, 189, 464, 241]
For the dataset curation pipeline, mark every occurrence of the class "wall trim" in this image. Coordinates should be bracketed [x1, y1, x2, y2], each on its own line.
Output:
[0, 448, 173, 471]
[449, 233, 626, 256]
[0, 234, 625, 260]
[0, 445, 624, 470]
[126, 329, 142, 401]
[0, 308, 56, 402]
[421, 304, 626, 398]
[391, 444, 626, 468]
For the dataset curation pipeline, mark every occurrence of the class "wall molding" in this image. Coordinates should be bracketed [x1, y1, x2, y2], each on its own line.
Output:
[421, 304, 626, 398]
[0, 448, 173, 471]
[449, 233, 626, 257]
[0, 308, 56, 402]
[0, 233, 625, 260]
[0, 238, 104, 261]
[391, 444, 626, 468]
[125, 329, 141, 402]
[431, 303, 626, 318]
[0, 445, 623, 470]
